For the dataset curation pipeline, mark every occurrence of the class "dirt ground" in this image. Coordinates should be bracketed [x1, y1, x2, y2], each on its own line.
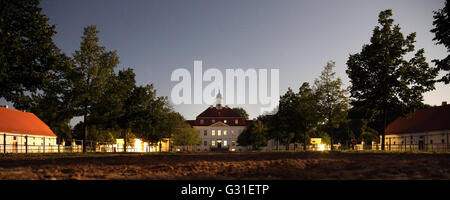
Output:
[0, 152, 448, 180]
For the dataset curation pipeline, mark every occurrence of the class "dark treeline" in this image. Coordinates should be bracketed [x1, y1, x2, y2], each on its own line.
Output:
[238, 5, 449, 150]
[0, 0, 200, 152]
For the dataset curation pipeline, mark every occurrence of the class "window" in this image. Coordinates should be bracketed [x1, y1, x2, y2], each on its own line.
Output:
[231, 130, 235, 134]
[224, 120, 227, 123]
[442, 139, 445, 144]
[212, 130, 215, 136]
[430, 140, 433, 144]
[211, 141, 216, 146]
[232, 140, 236, 146]
[218, 130, 221, 136]
[224, 130, 227, 136]
[235, 120, 238, 125]
[204, 141, 207, 146]
[224, 140, 227, 146]
[204, 130, 207, 136]
[200, 119, 204, 124]
[212, 119, 215, 123]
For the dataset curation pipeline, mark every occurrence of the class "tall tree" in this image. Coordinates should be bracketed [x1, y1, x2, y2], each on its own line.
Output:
[346, 10, 438, 150]
[72, 25, 119, 152]
[0, 0, 61, 105]
[315, 61, 349, 150]
[431, 0, 450, 84]
[277, 88, 299, 150]
[295, 82, 320, 150]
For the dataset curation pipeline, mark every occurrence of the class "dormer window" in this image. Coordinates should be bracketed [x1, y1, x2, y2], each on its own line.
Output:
[235, 120, 238, 125]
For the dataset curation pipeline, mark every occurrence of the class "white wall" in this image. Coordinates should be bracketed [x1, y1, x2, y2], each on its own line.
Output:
[193, 125, 246, 151]
[383, 130, 450, 151]
[0, 132, 57, 153]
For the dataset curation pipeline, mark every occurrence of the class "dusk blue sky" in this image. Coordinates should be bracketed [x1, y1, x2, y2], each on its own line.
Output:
[3, 0, 448, 125]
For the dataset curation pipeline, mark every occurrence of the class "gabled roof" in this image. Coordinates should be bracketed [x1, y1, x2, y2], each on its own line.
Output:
[385, 104, 450, 135]
[197, 106, 242, 118]
[0, 107, 56, 137]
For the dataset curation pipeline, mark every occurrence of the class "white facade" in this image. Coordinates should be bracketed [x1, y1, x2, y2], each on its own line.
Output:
[194, 122, 246, 151]
[383, 130, 450, 151]
[0, 132, 58, 153]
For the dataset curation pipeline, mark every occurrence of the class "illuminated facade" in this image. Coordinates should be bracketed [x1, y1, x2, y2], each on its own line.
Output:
[186, 91, 253, 151]
[384, 102, 450, 151]
[0, 106, 57, 153]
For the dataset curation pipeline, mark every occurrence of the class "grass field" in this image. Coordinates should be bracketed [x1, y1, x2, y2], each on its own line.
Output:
[0, 151, 448, 180]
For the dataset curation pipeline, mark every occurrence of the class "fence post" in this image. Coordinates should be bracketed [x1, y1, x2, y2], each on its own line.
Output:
[43, 137, 45, 153]
[25, 135, 28, 154]
[3, 134, 6, 153]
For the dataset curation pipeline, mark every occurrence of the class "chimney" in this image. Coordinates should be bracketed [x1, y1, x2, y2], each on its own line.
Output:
[442, 101, 447, 106]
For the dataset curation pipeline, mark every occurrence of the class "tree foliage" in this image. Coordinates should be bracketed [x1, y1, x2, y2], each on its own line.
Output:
[346, 9, 438, 150]
[431, 0, 450, 84]
[314, 61, 349, 150]
[0, 0, 60, 103]
[232, 107, 249, 120]
[237, 121, 268, 150]
[71, 25, 119, 152]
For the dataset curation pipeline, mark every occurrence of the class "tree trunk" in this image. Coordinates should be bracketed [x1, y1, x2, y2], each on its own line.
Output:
[303, 132, 307, 151]
[381, 107, 387, 151]
[83, 114, 87, 153]
[123, 129, 127, 153]
[159, 139, 162, 153]
[330, 128, 334, 151]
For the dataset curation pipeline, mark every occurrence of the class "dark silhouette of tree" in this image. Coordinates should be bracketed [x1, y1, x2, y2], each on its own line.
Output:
[346, 9, 438, 150]
[431, 0, 450, 84]
[72, 25, 119, 152]
[0, 0, 62, 105]
[237, 121, 267, 150]
[232, 107, 249, 120]
[314, 61, 349, 150]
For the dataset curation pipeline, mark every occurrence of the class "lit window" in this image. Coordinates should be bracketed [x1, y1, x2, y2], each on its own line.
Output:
[224, 120, 227, 123]
[211, 141, 216, 146]
[212, 120, 215, 123]
[235, 120, 238, 125]
[204, 130, 207, 136]
[212, 130, 215, 136]
[218, 130, 221, 136]
[224, 140, 227, 146]
[232, 141, 236, 146]
[231, 130, 235, 134]
[224, 130, 227, 136]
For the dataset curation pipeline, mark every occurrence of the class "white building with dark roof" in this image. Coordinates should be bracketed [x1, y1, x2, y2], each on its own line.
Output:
[186, 92, 253, 151]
